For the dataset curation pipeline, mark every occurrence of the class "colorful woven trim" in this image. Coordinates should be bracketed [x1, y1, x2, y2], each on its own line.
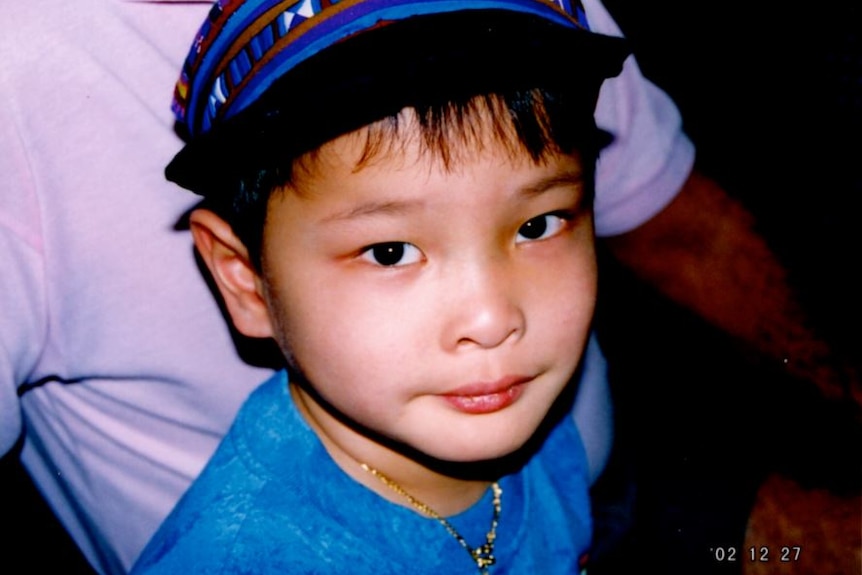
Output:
[173, 0, 591, 138]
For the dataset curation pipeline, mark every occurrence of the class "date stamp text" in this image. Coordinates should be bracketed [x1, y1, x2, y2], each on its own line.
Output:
[709, 546, 803, 563]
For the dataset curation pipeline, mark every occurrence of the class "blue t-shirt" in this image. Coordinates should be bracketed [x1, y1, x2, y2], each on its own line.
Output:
[131, 371, 592, 574]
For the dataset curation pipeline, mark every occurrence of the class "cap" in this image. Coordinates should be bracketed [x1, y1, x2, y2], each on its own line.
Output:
[167, 0, 629, 194]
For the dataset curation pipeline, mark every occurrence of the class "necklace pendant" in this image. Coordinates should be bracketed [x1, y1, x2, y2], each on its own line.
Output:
[472, 545, 496, 569]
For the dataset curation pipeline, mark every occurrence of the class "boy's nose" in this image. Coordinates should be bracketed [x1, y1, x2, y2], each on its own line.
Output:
[441, 260, 525, 352]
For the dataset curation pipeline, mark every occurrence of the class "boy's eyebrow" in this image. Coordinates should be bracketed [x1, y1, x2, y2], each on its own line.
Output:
[518, 169, 585, 198]
[321, 199, 427, 223]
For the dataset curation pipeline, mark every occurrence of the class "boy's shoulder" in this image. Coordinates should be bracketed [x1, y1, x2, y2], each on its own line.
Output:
[130, 372, 327, 573]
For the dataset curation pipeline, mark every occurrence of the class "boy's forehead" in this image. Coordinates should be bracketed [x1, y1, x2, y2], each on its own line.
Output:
[281, 127, 584, 214]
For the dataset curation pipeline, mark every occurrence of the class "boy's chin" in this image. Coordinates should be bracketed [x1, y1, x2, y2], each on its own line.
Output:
[410, 404, 572, 474]
[401, 431, 543, 477]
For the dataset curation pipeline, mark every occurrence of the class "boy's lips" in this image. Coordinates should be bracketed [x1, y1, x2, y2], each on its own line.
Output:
[440, 375, 533, 414]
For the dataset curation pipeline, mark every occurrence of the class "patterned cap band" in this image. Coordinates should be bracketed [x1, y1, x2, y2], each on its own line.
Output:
[174, 0, 592, 138]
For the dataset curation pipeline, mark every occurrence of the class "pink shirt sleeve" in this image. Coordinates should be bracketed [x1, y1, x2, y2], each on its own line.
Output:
[0, 97, 48, 454]
[582, 0, 696, 237]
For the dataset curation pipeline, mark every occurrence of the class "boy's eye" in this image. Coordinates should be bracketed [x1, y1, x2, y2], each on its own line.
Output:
[359, 242, 423, 267]
[516, 213, 569, 243]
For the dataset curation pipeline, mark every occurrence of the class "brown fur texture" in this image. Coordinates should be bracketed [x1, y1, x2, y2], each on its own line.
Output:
[743, 473, 861, 575]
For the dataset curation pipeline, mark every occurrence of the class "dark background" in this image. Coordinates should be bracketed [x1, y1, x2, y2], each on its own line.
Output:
[1, 0, 858, 573]
[592, 0, 860, 572]
[602, 0, 860, 340]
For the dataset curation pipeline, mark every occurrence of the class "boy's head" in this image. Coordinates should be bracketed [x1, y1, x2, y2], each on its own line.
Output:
[171, 0, 627, 466]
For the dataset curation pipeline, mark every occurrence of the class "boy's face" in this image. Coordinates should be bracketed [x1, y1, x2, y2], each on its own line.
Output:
[251, 112, 596, 465]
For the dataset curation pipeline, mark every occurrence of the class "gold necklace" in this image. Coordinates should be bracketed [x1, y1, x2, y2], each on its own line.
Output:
[360, 463, 502, 574]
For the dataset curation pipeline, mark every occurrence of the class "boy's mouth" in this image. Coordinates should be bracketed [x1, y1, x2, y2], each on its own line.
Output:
[440, 375, 533, 414]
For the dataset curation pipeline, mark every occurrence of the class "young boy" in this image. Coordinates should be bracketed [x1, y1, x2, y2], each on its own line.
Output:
[132, 1, 628, 573]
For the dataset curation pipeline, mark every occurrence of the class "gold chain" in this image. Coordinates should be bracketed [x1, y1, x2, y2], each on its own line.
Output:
[360, 463, 502, 574]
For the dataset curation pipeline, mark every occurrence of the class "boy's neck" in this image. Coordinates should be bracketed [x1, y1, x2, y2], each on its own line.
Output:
[289, 382, 493, 517]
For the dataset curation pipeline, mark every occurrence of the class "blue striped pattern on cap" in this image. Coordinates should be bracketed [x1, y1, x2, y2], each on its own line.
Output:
[173, 0, 590, 138]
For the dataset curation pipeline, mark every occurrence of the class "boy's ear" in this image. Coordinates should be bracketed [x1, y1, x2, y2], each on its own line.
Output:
[189, 209, 274, 339]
